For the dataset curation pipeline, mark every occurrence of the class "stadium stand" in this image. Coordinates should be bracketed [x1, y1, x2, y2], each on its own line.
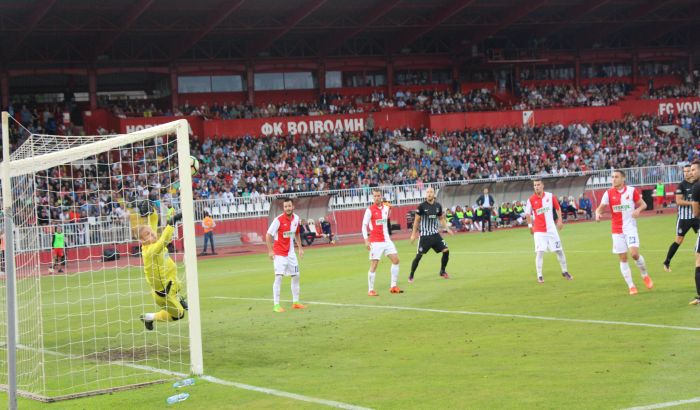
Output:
[2, 2, 700, 408]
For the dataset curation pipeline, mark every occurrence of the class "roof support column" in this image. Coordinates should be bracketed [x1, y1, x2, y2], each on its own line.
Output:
[386, 61, 394, 98]
[318, 62, 326, 95]
[88, 68, 97, 111]
[170, 66, 179, 112]
[246, 64, 254, 105]
[452, 61, 460, 85]
[1, 71, 9, 109]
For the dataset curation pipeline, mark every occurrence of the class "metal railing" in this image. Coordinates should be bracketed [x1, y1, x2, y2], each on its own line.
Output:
[583, 165, 683, 190]
[13, 218, 133, 253]
[192, 164, 685, 220]
[0, 165, 682, 251]
[193, 197, 270, 221]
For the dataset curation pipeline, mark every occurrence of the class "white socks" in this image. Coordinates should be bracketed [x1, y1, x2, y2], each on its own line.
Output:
[291, 275, 300, 303]
[143, 313, 155, 321]
[555, 250, 568, 273]
[273, 274, 283, 305]
[619, 262, 634, 288]
[390, 264, 399, 287]
[369, 264, 400, 290]
[634, 255, 648, 277]
[535, 251, 544, 278]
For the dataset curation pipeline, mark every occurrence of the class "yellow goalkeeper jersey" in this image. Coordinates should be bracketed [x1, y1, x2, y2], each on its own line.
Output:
[130, 206, 160, 239]
[142, 225, 178, 293]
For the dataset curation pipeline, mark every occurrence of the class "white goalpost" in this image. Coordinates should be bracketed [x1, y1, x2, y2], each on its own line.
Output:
[0, 113, 202, 407]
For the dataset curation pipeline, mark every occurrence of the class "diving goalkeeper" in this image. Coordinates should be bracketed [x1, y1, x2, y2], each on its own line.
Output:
[139, 212, 188, 331]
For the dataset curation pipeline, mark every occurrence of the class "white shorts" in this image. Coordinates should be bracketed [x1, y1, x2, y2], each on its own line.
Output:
[533, 231, 562, 252]
[369, 241, 398, 260]
[612, 230, 640, 254]
[273, 255, 299, 276]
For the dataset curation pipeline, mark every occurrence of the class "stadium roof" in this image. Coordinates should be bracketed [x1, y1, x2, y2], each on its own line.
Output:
[0, 0, 699, 67]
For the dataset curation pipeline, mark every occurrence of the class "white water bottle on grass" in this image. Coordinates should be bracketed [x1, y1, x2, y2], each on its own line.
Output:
[166, 392, 190, 404]
[173, 378, 195, 388]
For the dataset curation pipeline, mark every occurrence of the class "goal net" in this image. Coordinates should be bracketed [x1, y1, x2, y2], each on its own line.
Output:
[0, 114, 202, 402]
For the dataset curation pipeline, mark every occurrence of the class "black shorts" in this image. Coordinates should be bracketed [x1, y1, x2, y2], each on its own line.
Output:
[676, 218, 700, 237]
[417, 234, 448, 254]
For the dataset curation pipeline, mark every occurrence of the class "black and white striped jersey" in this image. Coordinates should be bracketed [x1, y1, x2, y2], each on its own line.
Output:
[675, 180, 696, 220]
[416, 201, 443, 236]
[692, 182, 700, 214]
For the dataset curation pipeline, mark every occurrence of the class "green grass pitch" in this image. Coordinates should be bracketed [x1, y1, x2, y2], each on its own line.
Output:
[4, 214, 700, 409]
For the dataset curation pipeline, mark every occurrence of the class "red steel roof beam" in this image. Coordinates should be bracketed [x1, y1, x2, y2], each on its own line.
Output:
[246, 0, 328, 56]
[534, 0, 612, 38]
[94, 0, 156, 56]
[320, 0, 402, 54]
[470, 0, 548, 45]
[390, 0, 476, 53]
[171, 0, 247, 59]
[6, 0, 57, 58]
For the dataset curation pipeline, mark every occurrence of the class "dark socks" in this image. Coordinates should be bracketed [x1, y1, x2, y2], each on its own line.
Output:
[665, 242, 680, 265]
[440, 251, 449, 274]
[695, 267, 700, 296]
[410, 253, 423, 277]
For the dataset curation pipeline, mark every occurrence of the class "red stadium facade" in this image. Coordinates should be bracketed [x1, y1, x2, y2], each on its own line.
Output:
[0, 0, 698, 119]
[1, 0, 699, 237]
[79, 95, 700, 139]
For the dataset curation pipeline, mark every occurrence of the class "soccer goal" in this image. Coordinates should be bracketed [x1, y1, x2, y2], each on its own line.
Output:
[0, 113, 202, 406]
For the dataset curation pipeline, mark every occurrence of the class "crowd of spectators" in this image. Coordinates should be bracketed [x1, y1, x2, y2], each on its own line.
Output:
[647, 83, 699, 99]
[513, 83, 632, 110]
[1, 117, 177, 228]
[644, 71, 700, 100]
[95, 72, 700, 120]
[111, 100, 163, 118]
[110, 97, 366, 120]
[178, 97, 365, 119]
[106, 86, 503, 121]
[103, 78, 697, 119]
[6, 102, 700, 229]
[5, 102, 80, 137]
[375, 88, 500, 113]
[30, 141, 179, 227]
[187, 114, 699, 201]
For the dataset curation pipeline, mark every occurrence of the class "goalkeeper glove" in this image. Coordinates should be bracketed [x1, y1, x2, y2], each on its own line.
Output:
[168, 212, 183, 226]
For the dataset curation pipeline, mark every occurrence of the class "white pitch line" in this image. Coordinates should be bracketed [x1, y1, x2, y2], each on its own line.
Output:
[213, 297, 700, 332]
[198, 375, 372, 410]
[18, 344, 371, 410]
[451, 249, 669, 254]
[622, 397, 700, 409]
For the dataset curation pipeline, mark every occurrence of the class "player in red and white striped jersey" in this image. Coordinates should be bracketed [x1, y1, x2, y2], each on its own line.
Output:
[523, 179, 572, 283]
[266, 198, 305, 313]
[596, 170, 654, 295]
[362, 189, 401, 296]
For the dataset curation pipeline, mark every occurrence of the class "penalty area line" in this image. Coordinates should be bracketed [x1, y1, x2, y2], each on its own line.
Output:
[622, 396, 700, 409]
[214, 297, 700, 332]
[198, 375, 372, 410]
[20, 345, 371, 410]
[107, 362, 372, 410]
